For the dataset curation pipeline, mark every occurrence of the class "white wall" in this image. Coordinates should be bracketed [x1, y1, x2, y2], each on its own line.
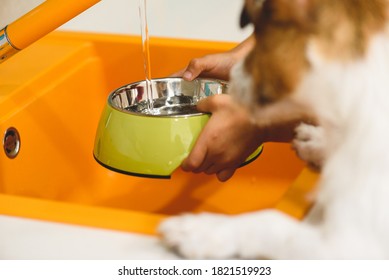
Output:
[0, 0, 44, 27]
[1, 0, 252, 42]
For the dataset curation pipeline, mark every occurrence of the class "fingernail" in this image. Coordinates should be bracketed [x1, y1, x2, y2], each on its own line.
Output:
[183, 71, 193, 81]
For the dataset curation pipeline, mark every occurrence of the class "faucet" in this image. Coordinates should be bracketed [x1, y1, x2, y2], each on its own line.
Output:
[0, 0, 100, 64]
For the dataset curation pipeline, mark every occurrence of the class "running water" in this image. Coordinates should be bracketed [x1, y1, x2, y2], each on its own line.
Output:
[138, 0, 155, 114]
[134, 0, 202, 116]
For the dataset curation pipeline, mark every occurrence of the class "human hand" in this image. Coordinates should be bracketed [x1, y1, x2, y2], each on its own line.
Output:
[172, 52, 237, 81]
[181, 94, 264, 182]
[172, 35, 255, 81]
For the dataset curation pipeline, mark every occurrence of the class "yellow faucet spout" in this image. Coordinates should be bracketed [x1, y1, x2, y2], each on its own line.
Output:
[1, 0, 100, 63]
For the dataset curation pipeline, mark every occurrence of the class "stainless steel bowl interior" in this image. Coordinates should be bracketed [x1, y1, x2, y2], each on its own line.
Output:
[109, 78, 228, 116]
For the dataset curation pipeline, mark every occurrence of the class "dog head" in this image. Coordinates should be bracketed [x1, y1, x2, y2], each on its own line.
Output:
[230, 0, 388, 124]
[235, 0, 314, 106]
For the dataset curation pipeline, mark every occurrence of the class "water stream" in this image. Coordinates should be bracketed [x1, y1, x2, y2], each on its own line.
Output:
[138, 0, 156, 114]
[136, 0, 201, 116]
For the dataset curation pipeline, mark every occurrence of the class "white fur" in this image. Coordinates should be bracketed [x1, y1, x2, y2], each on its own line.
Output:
[228, 59, 255, 106]
[159, 24, 389, 261]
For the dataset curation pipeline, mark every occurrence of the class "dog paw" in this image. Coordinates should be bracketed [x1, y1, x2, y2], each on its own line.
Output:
[158, 213, 239, 259]
[292, 123, 325, 170]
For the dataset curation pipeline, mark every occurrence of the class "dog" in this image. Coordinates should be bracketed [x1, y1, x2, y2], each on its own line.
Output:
[159, 0, 389, 259]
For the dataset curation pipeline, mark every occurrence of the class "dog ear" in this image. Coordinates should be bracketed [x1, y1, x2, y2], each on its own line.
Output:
[240, 0, 266, 28]
[240, 5, 251, 28]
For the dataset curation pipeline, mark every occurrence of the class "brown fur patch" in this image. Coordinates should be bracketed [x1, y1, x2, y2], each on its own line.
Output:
[243, 0, 388, 106]
[314, 0, 387, 60]
[244, 0, 312, 105]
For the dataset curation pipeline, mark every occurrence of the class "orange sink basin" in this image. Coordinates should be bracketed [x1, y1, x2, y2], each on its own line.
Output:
[0, 31, 317, 235]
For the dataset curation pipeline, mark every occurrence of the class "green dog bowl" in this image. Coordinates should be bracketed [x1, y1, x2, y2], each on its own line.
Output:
[93, 78, 263, 179]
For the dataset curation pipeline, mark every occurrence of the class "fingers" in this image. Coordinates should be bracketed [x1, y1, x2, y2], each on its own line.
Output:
[201, 163, 238, 182]
[196, 95, 216, 113]
[180, 57, 208, 81]
[183, 153, 238, 182]
[196, 94, 228, 113]
[170, 68, 195, 81]
[169, 68, 186, 78]
[181, 121, 239, 181]
[181, 137, 208, 172]
[182, 139, 241, 182]
[172, 55, 221, 81]
[180, 94, 246, 182]
[169, 58, 206, 81]
[216, 168, 236, 182]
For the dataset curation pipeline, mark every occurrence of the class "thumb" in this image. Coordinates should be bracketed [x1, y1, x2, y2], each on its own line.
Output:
[169, 68, 186, 78]
[181, 57, 211, 81]
[216, 168, 236, 182]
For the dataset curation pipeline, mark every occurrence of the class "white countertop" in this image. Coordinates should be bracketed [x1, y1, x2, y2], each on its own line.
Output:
[0, 215, 179, 260]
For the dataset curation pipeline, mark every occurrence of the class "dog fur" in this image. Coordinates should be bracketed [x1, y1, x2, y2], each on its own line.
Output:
[159, 0, 389, 259]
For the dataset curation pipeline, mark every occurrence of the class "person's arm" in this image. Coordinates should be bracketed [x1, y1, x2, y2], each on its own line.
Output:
[176, 35, 297, 182]
[181, 94, 298, 182]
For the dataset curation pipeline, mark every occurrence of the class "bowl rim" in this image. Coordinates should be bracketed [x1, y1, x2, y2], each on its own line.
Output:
[107, 77, 228, 118]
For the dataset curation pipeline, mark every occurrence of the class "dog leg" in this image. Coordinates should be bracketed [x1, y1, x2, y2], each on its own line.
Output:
[158, 212, 242, 259]
[158, 209, 327, 259]
[159, 208, 385, 259]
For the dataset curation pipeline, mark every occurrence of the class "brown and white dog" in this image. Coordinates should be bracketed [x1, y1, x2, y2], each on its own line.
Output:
[159, 0, 389, 259]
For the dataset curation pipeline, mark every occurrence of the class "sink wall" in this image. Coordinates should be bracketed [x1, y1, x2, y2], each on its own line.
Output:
[0, 32, 313, 235]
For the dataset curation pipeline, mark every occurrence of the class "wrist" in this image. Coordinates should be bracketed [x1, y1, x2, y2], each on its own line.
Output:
[230, 34, 255, 62]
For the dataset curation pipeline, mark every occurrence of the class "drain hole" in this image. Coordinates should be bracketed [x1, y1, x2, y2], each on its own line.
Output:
[3, 127, 21, 159]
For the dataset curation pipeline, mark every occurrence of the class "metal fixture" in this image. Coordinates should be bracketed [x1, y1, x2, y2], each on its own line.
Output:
[3, 127, 21, 159]
[0, 0, 100, 64]
[0, 27, 18, 63]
